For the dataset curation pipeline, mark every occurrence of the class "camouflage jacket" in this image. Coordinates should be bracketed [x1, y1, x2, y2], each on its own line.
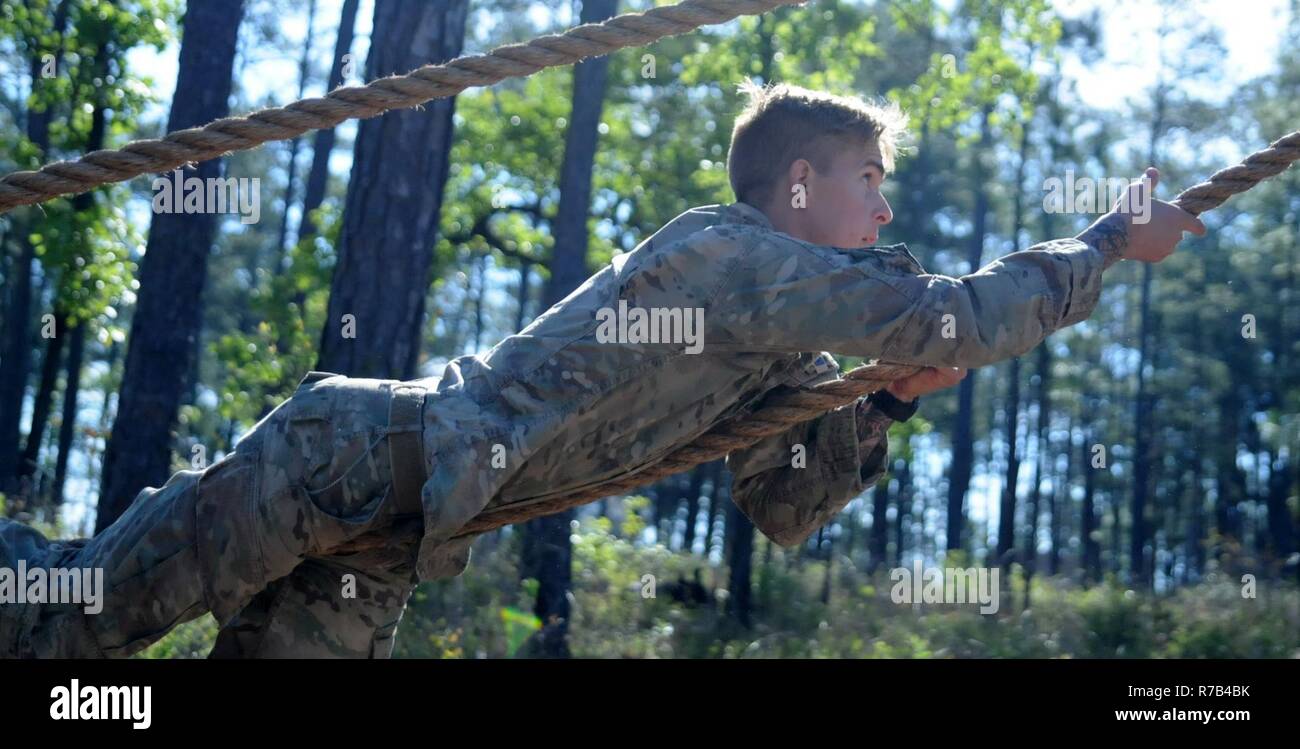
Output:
[410, 202, 1106, 580]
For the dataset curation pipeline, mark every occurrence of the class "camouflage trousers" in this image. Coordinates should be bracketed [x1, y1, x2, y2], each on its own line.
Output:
[0, 372, 431, 658]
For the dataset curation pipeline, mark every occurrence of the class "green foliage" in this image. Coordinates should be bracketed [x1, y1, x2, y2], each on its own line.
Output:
[890, 0, 1059, 143]
[382, 527, 1300, 659]
[500, 606, 542, 657]
[208, 204, 339, 426]
[418, 526, 1297, 658]
[1, 0, 176, 338]
[129, 509, 1297, 659]
[136, 615, 218, 659]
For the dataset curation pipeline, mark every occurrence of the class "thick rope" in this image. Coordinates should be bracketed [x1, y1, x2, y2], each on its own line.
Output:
[452, 360, 923, 537]
[333, 130, 1300, 555]
[335, 360, 923, 554]
[1171, 131, 1300, 215]
[0, 0, 804, 214]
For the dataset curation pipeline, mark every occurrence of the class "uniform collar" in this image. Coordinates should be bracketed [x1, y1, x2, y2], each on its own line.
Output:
[725, 201, 922, 269]
[725, 201, 777, 229]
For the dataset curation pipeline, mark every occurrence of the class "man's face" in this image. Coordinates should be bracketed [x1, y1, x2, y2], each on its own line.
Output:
[792, 138, 894, 249]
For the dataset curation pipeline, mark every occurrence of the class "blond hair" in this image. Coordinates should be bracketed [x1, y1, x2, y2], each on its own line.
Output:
[726, 80, 909, 209]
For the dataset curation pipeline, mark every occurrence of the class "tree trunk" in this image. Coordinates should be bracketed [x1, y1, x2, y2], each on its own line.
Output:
[96, 0, 246, 532]
[1264, 265, 1296, 566]
[1130, 263, 1154, 586]
[50, 321, 85, 511]
[870, 478, 889, 573]
[725, 496, 754, 628]
[820, 530, 833, 606]
[18, 311, 65, 499]
[1081, 405, 1100, 584]
[1051, 413, 1074, 576]
[471, 253, 486, 351]
[704, 459, 725, 555]
[946, 103, 992, 554]
[274, 0, 319, 265]
[1265, 447, 1295, 564]
[894, 458, 911, 567]
[0, 235, 39, 500]
[682, 466, 705, 553]
[297, 0, 360, 244]
[997, 115, 1032, 570]
[1024, 342, 1051, 606]
[1215, 390, 1245, 556]
[315, 0, 468, 379]
[515, 257, 533, 332]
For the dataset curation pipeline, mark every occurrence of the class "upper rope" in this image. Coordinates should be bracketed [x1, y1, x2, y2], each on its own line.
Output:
[0, 0, 806, 214]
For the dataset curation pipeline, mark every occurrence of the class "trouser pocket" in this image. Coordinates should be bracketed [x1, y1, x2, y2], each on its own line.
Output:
[261, 376, 401, 555]
[296, 479, 395, 554]
[272, 414, 397, 556]
[196, 452, 276, 628]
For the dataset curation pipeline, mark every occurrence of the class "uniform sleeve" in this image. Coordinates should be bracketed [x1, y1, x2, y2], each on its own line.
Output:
[705, 225, 1106, 367]
[724, 365, 894, 548]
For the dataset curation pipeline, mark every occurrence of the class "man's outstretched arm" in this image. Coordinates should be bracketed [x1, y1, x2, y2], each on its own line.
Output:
[702, 169, 1203, 369]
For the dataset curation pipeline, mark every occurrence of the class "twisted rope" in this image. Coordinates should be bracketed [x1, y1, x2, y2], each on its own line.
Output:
[1171, 131, 1300, 215]
[0, 0, 804, 214]
[335, 130, 1300, 554]
[452, 360, 922, 537]
[333, 360, 923, 555]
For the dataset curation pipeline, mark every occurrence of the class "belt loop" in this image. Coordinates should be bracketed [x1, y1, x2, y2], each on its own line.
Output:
[387, 383, 428, 518]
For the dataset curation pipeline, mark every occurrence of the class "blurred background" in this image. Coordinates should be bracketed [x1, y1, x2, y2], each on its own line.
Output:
[1, 0, 1297, 657]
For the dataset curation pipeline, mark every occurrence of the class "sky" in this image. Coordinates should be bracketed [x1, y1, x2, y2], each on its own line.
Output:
[1062, 0, 1286, 106]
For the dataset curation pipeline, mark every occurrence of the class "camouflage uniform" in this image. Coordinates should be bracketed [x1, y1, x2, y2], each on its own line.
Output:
[0, 201, 1106, 658]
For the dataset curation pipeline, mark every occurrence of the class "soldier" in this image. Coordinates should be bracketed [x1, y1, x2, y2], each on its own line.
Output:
[0, 81, 1204, 658]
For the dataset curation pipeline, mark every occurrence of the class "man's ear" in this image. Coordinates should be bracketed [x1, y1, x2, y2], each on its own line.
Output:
[788, 158, 813, 189]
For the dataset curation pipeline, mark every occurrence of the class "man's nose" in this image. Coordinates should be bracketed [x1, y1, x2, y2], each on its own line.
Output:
[874, 195, 893, 226]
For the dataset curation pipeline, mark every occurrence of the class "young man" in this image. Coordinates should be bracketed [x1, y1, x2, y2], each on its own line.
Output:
[0, 82, 1204, 658]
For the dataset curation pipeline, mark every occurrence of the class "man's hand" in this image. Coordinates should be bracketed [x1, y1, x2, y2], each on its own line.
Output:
[885, 366, 967, 403]
[1077, 167, 1206, 269]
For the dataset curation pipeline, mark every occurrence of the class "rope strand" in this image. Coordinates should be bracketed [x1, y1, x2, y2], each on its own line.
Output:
[0, 0, 804, 214]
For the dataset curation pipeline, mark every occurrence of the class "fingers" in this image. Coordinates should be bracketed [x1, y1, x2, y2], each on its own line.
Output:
[927, 366, 967, 385]
[1147, 167, 1206, 237]
[1161, 201, 1207, 237]
[894, 366, 969, 400]
[939, 366, 966, 382]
